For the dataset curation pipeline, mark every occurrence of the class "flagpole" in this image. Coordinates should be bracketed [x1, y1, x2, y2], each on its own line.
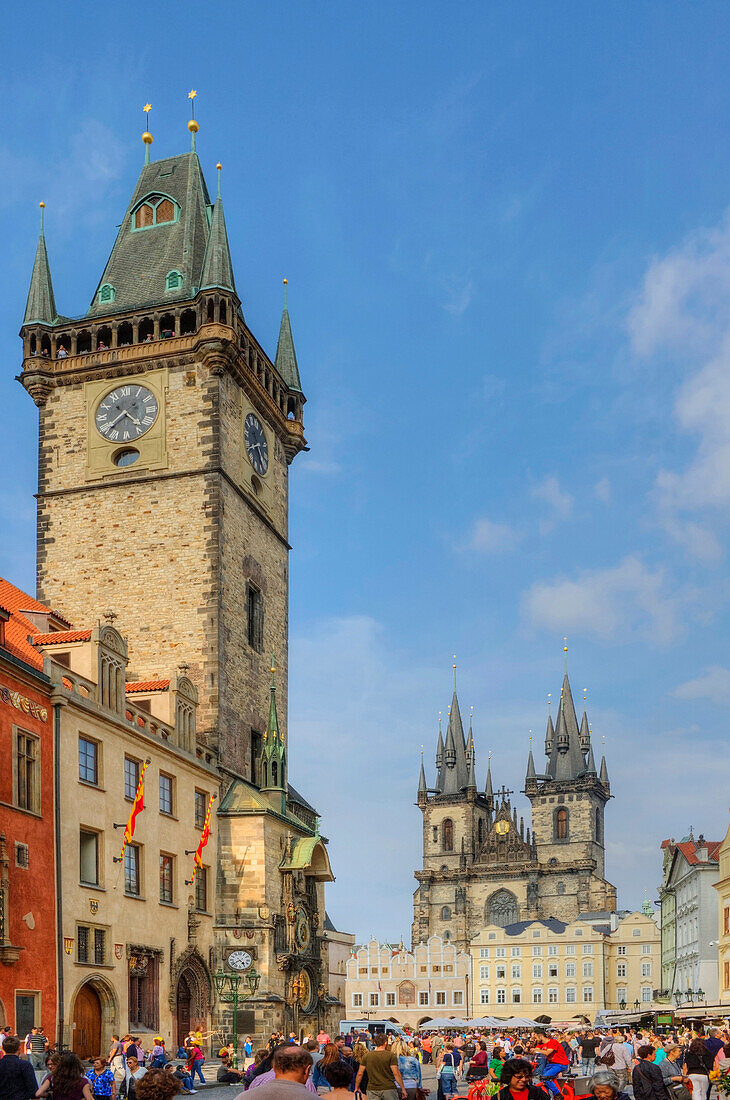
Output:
[113, 758, 150, 863]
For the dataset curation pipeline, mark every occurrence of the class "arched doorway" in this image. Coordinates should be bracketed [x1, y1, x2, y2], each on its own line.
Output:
[73, 984, 101, 1058]
[176, 973, 192, 1047]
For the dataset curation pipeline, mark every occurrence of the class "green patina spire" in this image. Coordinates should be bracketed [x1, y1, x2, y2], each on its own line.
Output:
[260, 656, 286, 803]
[24, 202, 57, 326]
[199, 164, 236, 293]
[275, 279, 302, 393]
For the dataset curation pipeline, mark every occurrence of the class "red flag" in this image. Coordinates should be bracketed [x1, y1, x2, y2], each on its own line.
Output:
[116, 760, 149, 862]
[189, 794, 215, 883]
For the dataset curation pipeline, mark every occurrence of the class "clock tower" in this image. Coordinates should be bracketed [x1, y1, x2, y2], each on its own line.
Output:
[19, 139, 306, 781]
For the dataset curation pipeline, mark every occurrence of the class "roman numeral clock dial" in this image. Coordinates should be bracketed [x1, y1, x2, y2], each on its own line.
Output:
[95, 385, 159, 442]
[244, 412, 269, 476]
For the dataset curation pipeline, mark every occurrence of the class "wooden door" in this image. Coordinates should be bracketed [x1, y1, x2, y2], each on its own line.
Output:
[73, 984, 101, 1059]
[176, 974, 191, 1046]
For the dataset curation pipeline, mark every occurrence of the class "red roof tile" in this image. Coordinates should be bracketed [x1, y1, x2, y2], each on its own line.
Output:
[33, 630, 92, 645]
[0, 578, 79, 669]
[675, 840, 721, 865]
[126, 679, 170, 693]
[0, 579, 70, 624]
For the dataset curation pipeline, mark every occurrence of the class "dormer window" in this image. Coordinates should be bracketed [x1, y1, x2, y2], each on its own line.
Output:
[132, 193, 179, 231]
[98, 283, 115, 303]
[166, 270, 182, 292]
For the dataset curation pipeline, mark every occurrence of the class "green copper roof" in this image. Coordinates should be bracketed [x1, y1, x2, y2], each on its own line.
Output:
[199, 197, 235, 292]
[24, 220, 57, 325]
[275, 305, 302, 393]
[87, 151, 223, 317]
[279, 835, 334, 880]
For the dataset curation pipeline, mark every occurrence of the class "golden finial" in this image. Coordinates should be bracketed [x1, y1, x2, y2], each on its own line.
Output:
[283, 277, 288, 308]
[548, 692, 551, 707]
[142, 102, 153, 164]
[216, 162, 222, 199]
[563, 636, 568, 652]
[584, 687, 587, 703]
[187, 90, 199, 147]
[39, 201, 45, 208]
[216, 161, 222, 170]
[188, 89, 198, 101]
[529, 729, 533, 744]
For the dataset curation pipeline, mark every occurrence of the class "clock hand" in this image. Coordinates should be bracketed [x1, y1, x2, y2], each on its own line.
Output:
[125, 412, 142, 426]
[108, 409, 128, 428]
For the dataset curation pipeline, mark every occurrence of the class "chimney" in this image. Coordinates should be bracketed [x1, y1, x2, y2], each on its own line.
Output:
[0, 607, 8, 648]
[696, 834, 708, 862]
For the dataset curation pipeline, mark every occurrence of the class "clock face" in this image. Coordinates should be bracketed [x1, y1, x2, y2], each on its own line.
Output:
[95, 384, 159, 443]
[227, 950, 253, 971]
[244, 412, 269, 476]
[295, 907, 311, 951]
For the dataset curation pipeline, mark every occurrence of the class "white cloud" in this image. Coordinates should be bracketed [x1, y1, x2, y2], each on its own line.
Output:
[594, 477, 611, 503]
[468, 517, 522, 553]
[673, 665, 730, 705]
[532, 475, 573, 533]
[441, 276, 475, 316]
[521, 555, 680, 644]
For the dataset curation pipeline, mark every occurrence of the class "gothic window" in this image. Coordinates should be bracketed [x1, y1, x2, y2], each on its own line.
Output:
[166, 271, 182, 291]
[555, 807, 569, 840]
[595, 807, 602, 843]
[132, 194, 179, 230]
[442, 819, 454, 852]
[441, 906, 451, 921]
[478, 818, 484, 845]
[487, 889, 518, 928]
[272, 761, 278, 786]
[247, 583, 264, 652]
[251, 730, 262, 785]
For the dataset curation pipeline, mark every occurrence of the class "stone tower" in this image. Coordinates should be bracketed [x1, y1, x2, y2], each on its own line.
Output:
[412, 659, 617, 953]
[19, 143, 306, 780]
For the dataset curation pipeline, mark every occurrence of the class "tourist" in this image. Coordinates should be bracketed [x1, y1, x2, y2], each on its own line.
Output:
[27, 1026, 48, 1071]
[683, 1038, 714, 1100]
[57, 346, 68, 358]
[584, 1068, 631, 1100]
[109, 1036, 126, 1084]
[125, 1055, 147, 1099]
[354, 1032, 407, 1100]
[632, 1045, 669, 1100]
[150, 1040, 167, 1069]
[185, 1042, 205, 1086]
[489, 1046, 507, 1084]
[659, 1046, 689, 1090]
[135, 1069, 181, 1099]
[598, 1031, 634, 1094]
[392, 1040, 421, 1100]
[0, 1034, 37, 1098]
[318, 1061, 354, 1100]
[86, 1057, 117, 1099]
[580, 1032, 600, 1076]
[436, 1041, 460, 1099]
[37, 1052, 94, 1100]
[164, 1062, 196, 1095]
[236, 1046, 315, 1100]
[313, 1045, 341, 1092]
[40, 1052, 62, 1094]
[498, 1058, 551, 1100]
[217, 1055, 244, 1085]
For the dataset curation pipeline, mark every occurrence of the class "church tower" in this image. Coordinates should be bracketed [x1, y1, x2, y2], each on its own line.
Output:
[19, 126, 306, 781]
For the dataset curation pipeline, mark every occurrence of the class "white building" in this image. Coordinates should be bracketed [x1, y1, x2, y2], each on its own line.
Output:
[346, 936, 471, 1028]
[658, 833, 720, 1004]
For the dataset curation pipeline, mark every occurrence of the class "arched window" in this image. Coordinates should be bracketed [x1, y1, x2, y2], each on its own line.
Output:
[166, 270, 182, 292]
[272, 761, 278, 786]
[442, 819, 454, 852]
[477, 818, 484, 845]
[441, 906, 451, 921]
[486, 889, 518, 928]
[595, 807, 602, 843]
[555, 807, 569, 840]
[98, 283, 115, 303]
[132, 193, 179, 231]
[557, 882, 566, 895]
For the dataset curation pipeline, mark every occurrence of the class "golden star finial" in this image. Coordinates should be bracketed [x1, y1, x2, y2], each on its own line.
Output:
[188, 89, 197, 100]
[143, 103, 152, 113]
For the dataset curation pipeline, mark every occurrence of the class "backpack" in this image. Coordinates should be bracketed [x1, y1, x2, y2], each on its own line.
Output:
[561, 1042, 572, 1060]
[596, 1046, 615, 1067]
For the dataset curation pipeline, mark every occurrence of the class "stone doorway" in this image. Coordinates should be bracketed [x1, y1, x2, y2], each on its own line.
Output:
[176, 973, 192, 1047]
[73, 984, 101, 1058]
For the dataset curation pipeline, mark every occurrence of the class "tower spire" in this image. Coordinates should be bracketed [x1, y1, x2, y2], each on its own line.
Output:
[275, 279, 302, 393]
[200, 166, 235, 293]
[259, 655, 286, 810]
[24, 202, 57, 326]
[418, 749, 427, 801]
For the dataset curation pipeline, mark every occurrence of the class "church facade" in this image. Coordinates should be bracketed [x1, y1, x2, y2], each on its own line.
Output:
[19, 122, 343, 1042]
[412, 665, 617, 954]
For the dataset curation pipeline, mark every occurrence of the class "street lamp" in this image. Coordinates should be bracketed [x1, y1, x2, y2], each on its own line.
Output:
[634, 999, 640, 1011]
[214, 966, 261, 1064]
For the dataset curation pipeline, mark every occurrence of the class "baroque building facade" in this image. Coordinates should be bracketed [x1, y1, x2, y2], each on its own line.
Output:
[18, 123, 343, 1042]
[412, 663, 617, 953]
[657, 833, 720, 1004]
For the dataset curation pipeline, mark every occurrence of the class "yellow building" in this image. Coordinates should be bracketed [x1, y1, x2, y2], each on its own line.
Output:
[470, 912, 660, 1021]
[34, 621, 219, 1058]
[714, 813, 730, 1006]
[346, 937, 472, 1028]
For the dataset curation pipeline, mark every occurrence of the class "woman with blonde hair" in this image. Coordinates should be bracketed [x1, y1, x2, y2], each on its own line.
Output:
[395, 1042, 422, 1100]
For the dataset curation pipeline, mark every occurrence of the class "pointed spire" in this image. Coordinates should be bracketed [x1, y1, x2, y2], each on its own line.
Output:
[466, 734, 476, 791]
[579, 709, 590, 752]
[526, 748, 536, 780]
[260, 655, 286, 798]
[585, 742, 597, 774]
[435, 714, 444, 772]
[24, 203, 57, 326]
[275, 279, 302, 393]
[418, 751, 427, 799]
[485, 751, 493, 798]
[599, 754, 609, 787]
[199, 171, 236, 293]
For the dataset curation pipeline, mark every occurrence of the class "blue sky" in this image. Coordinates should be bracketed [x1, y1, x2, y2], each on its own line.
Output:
[3, 2, 730, 941]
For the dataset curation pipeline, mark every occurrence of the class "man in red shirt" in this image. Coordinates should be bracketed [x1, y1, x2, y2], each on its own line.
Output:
[536, 1033, 569, 1096]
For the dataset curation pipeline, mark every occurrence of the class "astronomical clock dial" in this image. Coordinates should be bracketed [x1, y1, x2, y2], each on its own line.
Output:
[227, 949, 253, 971]
[297, 968, 312, 1008]
[95, 384, 159, 442]
[244, 412, 269, 475]
[294, 906, 311, 951]
[495, 819, 510, 836]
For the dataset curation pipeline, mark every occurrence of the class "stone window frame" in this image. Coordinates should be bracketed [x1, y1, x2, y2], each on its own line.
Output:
[12, 726, 41, 815]
[79, 734, 101, 787]
[79, 827, 102, 887]
[76, 921, 111, 966]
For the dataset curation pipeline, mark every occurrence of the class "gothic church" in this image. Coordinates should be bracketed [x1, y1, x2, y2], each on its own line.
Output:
[412, 663, 617, 953]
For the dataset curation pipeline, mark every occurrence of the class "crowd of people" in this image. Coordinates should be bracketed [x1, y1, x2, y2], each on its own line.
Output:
[1, 1021, 729, 1100]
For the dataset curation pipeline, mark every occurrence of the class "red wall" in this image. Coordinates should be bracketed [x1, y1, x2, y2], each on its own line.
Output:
[0, 654, 56, 1037]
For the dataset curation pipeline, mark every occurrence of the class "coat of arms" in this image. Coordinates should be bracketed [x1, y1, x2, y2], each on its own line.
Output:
[232, 928, 242, 939]
[115, 943, 123, 959]
[89, 899, 99, 915]
[64, 937, 73, 955]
